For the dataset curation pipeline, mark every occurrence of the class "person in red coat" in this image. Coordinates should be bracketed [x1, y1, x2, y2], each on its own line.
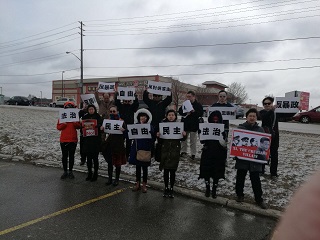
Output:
[56, 102, 81, 179]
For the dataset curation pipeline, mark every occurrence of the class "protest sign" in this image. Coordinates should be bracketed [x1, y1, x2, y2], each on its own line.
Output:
[103, 119, 124, 134]
[147, 80, 172, 96]
[97, 82, 115, 93]
[199, 123, 224, 141]
[208, 107, 236, 120]
[127, 124, 151, 139]
[159, 122, 184, 139]
[117, 87, 136, 100]
[82, 119, 98, 137]
[182, 100, 194, 113]
[59, 109, 80, 123]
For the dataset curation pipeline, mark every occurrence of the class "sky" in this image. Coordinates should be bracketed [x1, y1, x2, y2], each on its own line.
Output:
[1, 0, 320, 107]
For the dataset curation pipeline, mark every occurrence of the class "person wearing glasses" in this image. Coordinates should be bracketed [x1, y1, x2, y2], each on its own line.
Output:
[211, 90, 234, 141]
[115, 91, 139, 158]
[259, 96, 279, 179]
[56, 102, 81, 179]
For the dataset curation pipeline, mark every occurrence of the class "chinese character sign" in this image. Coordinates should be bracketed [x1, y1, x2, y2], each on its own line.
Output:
[117, 87, 136, 100]
[81, 94, 99, 109]
[199, 123, 224, 141]
[275, 97, 300, 113]
[127, 124, 151, 139]
[59, 109, 80, 123]
[159, 122, 184, 139]
[229, 129, 271, 164]
[102, 119, 124, 134]
[82, 119, 98, 137]
[208, 107, 236, 120]
[97, 82, 116, 93]
[147, 80, 172, 96]
[182, 100, 194, 113]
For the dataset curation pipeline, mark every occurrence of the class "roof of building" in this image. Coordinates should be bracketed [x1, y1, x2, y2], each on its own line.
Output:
[202, 81, 228, 88]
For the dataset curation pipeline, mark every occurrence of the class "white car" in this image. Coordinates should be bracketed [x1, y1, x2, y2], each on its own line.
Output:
[50, 98, 76, 108]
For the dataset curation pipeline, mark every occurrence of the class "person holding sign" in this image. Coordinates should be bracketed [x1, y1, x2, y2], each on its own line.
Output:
[129, 109, 156, 193]
[79, 102, 88, 166]
[56, 102, 81, 180]
[94, 91, 115, 119]
[178, 90, 203, 160]
[259, 96, 279, 179]
[156, 110, 186, 198]
[199, 111, 227, 198]
[234, 108, 267, 209]
[103, 106, 127, 186]
[115, 91, 139, 158]
[211, 90, 234, 141]
[81, 105, 103, 182]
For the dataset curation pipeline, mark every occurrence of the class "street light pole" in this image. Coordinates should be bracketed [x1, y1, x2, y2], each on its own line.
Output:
[62, 71, 65, 97]
[66, 51, 83, 94]
[40, 91, 42, 106]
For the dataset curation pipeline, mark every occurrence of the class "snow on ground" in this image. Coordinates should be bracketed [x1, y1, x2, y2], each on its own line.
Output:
[1, 105, 319, 210]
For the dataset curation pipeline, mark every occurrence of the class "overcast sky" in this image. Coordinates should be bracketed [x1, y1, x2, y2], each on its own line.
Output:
[1, 0, 320, 107]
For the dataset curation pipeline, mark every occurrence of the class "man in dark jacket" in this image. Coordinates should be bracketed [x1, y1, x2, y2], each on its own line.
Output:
[178, 90, 203, 160]
[259, 96, 279, 179]
[115, 92, 139, 158]
[235, 108, 267, 209]
[143, 89, 172, 131]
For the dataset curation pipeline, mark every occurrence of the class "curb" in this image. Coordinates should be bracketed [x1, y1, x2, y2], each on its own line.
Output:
[30, 159, 282, 220]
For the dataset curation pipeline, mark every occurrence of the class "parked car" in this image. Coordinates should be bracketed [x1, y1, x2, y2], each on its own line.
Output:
[231, 103, 245, 119]
[6, 96, 30, 106]
[50, 98, 76, 108]
[292, 106, 320, 123]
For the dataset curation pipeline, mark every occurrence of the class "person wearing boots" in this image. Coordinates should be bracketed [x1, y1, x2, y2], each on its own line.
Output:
[56, 102, 81, 179]
[129, 108, 155, 193]
[199, 111, 227, 198]
[81, 104, 103, 182]
[104, 105, 127, 186]
[78, 102, 88, 166]
[156, 110, 186, 198]
[235, 108, 268, 209]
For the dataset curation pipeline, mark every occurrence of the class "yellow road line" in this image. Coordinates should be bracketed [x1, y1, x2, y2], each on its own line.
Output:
[0, 188, 127, 236]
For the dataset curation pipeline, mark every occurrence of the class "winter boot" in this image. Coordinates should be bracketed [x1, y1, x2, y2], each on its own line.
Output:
[86, 171, 93, 181]
[142, 182, 147, 193]
[91, 171, 98, 182]
[105, 176, 113, 185]
[168, 188, 174, 198]
[60, 171, 68, 180]
[163, 187, 169, 198]
[212, 184, 218, 199]
[205, 181, 210, 197]
[132, 182, 141, 192]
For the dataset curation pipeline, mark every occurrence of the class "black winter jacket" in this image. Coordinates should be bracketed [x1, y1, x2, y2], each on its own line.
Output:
[178, 100, 203, 132]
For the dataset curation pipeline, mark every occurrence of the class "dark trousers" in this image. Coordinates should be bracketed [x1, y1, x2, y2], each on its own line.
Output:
[79, 136, 87, 163]
[60, 142, 77, 172]
[270, 142, 279, 176]
[125, 138, 132, 159]
[107, 162, 121, 181]
[164, 169, 176, 188]
[136, 165, 148, 183]
[235, 169, 263, 203]
[86, 152, 99, 173]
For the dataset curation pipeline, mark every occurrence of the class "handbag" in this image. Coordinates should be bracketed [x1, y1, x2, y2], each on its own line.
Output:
[136, 141, 151, 162]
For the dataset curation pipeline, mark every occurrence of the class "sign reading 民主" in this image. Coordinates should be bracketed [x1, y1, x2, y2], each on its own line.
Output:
[159, 122, 184, 139]
[103, 119, 124, 134]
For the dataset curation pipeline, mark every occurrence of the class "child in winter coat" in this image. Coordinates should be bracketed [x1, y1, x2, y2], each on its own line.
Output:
[104, 105, 127, 186]
[156, 109, 186, 198]
[129, 108, 155, 193]
[81, 104, 103, 182]
[56, 101, 81, 179]
[199, 110, 227, 198]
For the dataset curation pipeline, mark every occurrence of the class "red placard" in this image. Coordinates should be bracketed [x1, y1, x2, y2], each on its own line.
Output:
[299, 92, 310, 111]
[230, 129, 271, 164]
[82, 119, 98, 137]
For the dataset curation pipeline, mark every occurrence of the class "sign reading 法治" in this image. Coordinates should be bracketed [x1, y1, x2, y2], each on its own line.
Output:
[199, 123, 224, 141]
[59, 109, 80, 123]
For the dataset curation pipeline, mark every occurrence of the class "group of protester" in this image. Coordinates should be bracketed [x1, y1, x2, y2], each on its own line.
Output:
[56, 87, 279, 208]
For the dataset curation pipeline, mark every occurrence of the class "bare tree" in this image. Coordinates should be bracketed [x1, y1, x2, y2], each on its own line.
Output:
[171, 78, 185, 110]
[227, 82, 248, 104]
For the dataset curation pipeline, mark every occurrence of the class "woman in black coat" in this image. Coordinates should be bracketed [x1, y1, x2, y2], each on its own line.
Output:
[81, 104, 103, 181]
[199, 110, 227, 198]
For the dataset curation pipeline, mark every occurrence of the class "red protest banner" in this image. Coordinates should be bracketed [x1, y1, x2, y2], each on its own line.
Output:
[230, 129, 271, 164]
[82, 119, 98, 137]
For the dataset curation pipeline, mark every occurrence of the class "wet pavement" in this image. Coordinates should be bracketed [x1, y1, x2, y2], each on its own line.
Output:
[0, 160, 276, 240]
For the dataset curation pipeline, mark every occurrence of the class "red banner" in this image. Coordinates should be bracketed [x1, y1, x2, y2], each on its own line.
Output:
[230, 129, 271, 164]
[82, 119, 98, 137]
[299, 92, 310, 111]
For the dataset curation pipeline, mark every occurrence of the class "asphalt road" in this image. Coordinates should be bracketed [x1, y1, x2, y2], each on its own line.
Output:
[0, 160, 276, 240]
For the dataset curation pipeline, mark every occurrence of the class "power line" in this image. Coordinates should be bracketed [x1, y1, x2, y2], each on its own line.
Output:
[85, 36, 320, 51]
[0, 68, 79, 77]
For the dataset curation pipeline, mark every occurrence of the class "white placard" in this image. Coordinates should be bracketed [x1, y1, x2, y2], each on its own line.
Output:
[117, 87, 136, 100]
[275, 97, 300, 113]
[59, 109, 80, 123]
[103, 119, 124, 134]
[159, 122, 184, 139]
[97, 82, 116, 93]
[147, 80, 172, 96]
[199, 123, 224, 141]
[208, 107, 236, 120]
[81, 94, 99, 109]
[182, 100, 194, 113]
[127, 124, 151, 139]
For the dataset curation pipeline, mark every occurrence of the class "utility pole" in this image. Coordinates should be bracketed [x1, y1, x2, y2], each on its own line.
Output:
[80, 21, 84, 94]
